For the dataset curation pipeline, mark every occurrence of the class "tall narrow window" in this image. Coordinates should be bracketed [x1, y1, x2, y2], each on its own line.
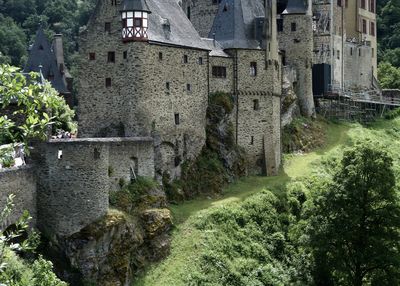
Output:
[250, 136, 254, 145]
[198, 57, 203, 65]
[187, 84, 191, 91]
[361, 0, 366, 9]
[106, 78, 112, 88]
[174, 113, 180, 125]
[350, 47, 353, 56]
[250, 62, 257, 77]
[253, 99, 260, 110]
[370, 21, 375, 36]
[370, 0, 375, 13]
[183, 55, 188, 63]
[277, 19, 283, 32]
[362, 19, 367, 34]
[166, 82, 170, 90]
[105, 22, 111, 33]
[187, 6, 191, 20]
[123, 51, 127, 59]
[159, 52, 163, 60]
[107, 51, 115, 63]
[291, 22, 296, 32]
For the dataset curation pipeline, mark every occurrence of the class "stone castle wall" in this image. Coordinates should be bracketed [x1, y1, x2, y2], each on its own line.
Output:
[78, 0, 209, 179]
[279, 14, 315, 117]
[181, 0, 219, 37]
[0, 166, 37, 229]
[343, 42, 373, 90]
[33, 138, 154, 237]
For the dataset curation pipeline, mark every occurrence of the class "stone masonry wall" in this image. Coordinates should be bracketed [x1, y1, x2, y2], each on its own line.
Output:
[279, 14, 315, 117]
[232, 49, 281, 175]
[0, 166, 37, 229]
[78, 0, 209, 180]
[181, 0, 219, 37]
[209, 56, 234, 94]
[343, 42, 373, 90]
[33, 138, 154, 237]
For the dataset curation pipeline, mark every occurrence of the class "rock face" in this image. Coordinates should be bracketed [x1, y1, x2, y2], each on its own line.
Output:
[46, 179, 172, 286]
[57, 208, 172, 286]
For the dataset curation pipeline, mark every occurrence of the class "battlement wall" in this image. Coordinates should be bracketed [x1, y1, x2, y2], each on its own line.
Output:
[34, 137, 154, 237]
[0, 166, 37, 229]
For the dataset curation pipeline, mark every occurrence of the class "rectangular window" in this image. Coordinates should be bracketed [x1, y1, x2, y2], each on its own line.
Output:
[337, 50, 340, 60]
[198, 57, 203, 65]
[89, 53, 96, 60]
[350, 47, 353, 56]
[362, 19, 367, 34]
[337, 0, 342, 6]
[183, 55, 188, 63]
[372, 48, 375, 58]
[105, 22, 111, 33]
[291, 22, 296, 32]
[159, 52, 163, 60]
[370, 21, 375, 36]
[361, 0, 366, 9]
[174, 113, 180, 125]
[107, 51, 115, 63]
[250, 136, 254, 145]
[123, 51, 127, 59]
[105, 78, 111, 88]
[277, 19, 283, 32]
[359, 49, 362, 57]
[212, 66, 227, 78]
[250, 62, 257, 77]
[253, 99, 260, 111]
[212, 0, 221, 4]
[370, 0, 375, 13]
[186, 84, 191, 91]
[166, 82, 170, 90]
[187, 6, 191, 20]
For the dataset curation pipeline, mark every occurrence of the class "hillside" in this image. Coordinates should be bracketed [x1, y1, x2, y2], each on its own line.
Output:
[135, 115, 400, 285]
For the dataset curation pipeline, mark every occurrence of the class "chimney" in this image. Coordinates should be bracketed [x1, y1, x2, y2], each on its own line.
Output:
[53, 34, 65, 74]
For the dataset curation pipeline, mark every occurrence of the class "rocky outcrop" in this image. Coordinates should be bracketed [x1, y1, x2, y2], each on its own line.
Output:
[281, 67, 300, 127]
[45, 179, 172, 286]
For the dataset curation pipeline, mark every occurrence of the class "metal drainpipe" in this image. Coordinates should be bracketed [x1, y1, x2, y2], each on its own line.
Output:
[235, 50, 239, 145]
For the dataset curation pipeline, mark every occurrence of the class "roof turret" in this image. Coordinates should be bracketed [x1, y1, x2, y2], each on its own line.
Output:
[282, 0, 307, 15]
[120, 0, 151, 13]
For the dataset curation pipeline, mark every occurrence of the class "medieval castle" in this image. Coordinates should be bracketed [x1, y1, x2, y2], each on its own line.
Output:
[2, 0, 378, 240]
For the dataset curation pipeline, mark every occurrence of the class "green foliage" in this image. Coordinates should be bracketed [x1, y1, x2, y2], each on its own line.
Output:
[0, 194, 66, 285]
[378, 61, 400, 89]
[0, 14, 27, 66]
[110, 177, 159, 213]
[0, 65, 76, 149]
[305, 141, 400, 285]
[0, 146, 14, 167]
[384, 107, 400, 119]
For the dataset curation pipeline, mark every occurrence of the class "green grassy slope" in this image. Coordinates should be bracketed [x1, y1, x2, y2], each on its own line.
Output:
[134, 117, 400, 286]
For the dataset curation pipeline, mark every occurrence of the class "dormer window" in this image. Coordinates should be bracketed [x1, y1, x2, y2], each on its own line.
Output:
[121, 11, 149, 41]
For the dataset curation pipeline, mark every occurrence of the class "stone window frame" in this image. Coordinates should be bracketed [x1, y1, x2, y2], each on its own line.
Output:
[198, 57, 203, 65]
[370, 21, 375, 36]
[174, 113, 180, 125]
[107, 51, 115, 63]
[212, 66, 227, 78]
[253, 99, 260, 111]
[250, 62, 257, 77]
[105, 22, 111, 33]
[362, 19, 367, 34]
[105, 78, 112, 88]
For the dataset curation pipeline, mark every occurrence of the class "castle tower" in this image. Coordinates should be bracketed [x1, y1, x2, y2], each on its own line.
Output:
[208, 0, 281, 175]
[77, 0, 209, 179]
[181, 0, 220, 37]
[278, 0, 315, 117]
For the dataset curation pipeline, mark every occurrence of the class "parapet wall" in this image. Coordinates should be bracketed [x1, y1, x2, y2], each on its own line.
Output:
[34, 137, 154, 237]
[0, 166, 37, 229]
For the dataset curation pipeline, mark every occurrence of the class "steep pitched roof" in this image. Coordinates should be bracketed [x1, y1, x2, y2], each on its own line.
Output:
[282, 0, 307, 14]
[146, 0, 209, 50]
[120, 0, 151, 13]
[209, 0, 265, 50]
[23, 27, 70, 94]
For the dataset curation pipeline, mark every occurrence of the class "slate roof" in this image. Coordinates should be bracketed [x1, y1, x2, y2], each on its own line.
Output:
[209, 0, 265, 50]
[23, 27, 70, 94]
[120, 0, 151, 13]
[282, 0, 307, 14]
[201, 38, 231, 57]
[146, 0, 210, 50]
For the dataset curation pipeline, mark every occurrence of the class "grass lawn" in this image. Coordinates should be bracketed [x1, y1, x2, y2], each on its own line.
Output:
[134, 119, 371, 286]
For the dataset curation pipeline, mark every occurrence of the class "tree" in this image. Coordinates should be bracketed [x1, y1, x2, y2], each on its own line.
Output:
[0, 64, 76, 148]
[0, 15, 27, 66]
[378, 61, 400, 89]
[306, 141, 400, 285]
